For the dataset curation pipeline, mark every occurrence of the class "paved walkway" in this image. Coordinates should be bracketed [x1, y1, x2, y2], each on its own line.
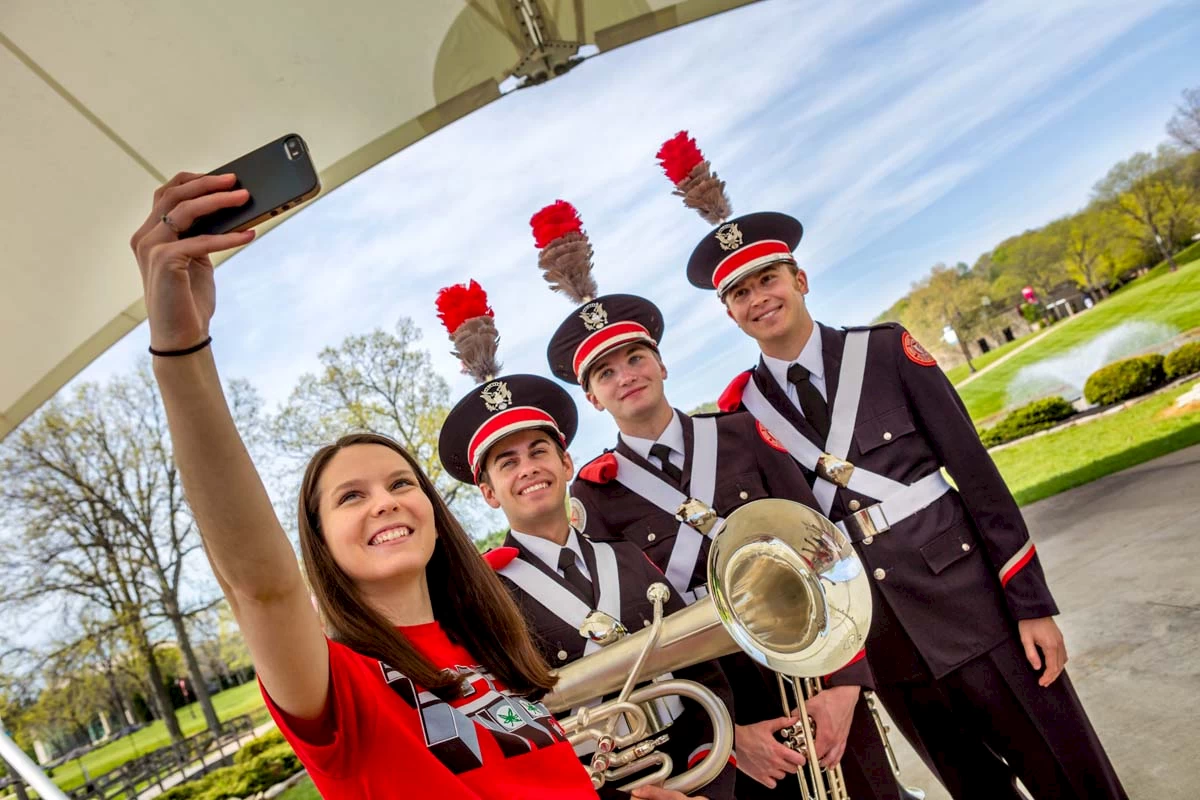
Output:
[885, 444, 1200, 799]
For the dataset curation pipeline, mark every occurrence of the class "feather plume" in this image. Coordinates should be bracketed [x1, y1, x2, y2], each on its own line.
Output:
[435, 281, 501, 384]
[657, 131, 732, 224]
[531, 202, 597, 304]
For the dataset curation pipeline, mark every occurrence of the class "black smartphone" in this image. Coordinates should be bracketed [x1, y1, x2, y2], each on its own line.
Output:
[182, 133, 321, 238]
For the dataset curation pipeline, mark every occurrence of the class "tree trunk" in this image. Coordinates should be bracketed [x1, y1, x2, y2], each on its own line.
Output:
[167, 610, 222, 736]
[127, 622, 183, 742]
[957, 339, 976, 373]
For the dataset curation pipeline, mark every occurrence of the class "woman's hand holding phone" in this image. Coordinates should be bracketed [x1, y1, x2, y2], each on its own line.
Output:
[129, 171, 253, 352]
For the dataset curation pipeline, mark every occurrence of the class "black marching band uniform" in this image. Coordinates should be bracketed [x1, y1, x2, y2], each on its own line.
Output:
[436, 280, 737, 799]
[682, 204, 1127, 800]
[533, 202, 904, 799]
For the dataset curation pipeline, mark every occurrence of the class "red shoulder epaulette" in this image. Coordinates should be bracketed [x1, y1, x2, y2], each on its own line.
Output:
[577, 452, 619, 484]
[482, 546, 519, 570]
[718, 370, 753, 412]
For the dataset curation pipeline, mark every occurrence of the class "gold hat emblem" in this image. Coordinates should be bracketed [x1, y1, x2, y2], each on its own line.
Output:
[579, 301, 609, 332]
[715, 222, 743, 251]
[480, 380, 512, 412]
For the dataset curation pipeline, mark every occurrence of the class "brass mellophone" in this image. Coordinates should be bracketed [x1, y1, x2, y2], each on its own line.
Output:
[543, 498, 876, 796]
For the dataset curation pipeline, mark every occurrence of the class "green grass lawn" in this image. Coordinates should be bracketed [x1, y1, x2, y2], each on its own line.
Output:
[1142, 239, 1200, 281]
[958, 258, 1200, 422]
[279, 775, 320, 800]
[49, 680, 267, 793]
[995, 377, 1200, 506]
[944, 331, 1042, 385]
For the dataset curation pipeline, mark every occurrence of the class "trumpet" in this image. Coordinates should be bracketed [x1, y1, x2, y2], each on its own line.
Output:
[544, 498, 873, 795]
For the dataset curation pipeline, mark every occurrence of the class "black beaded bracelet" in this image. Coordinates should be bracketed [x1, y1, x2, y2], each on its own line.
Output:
[149, 336, 212, 358]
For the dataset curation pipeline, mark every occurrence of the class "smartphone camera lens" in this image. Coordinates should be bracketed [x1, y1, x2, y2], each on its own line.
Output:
[284, 137, 304, 161]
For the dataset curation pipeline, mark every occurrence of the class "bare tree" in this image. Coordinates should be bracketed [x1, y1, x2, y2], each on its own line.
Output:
[0, 365, 263, 741]
[272, 318, 463, 506]
[1167, 87, 1200, 153]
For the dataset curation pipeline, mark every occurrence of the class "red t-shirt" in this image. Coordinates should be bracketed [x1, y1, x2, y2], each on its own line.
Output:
[261, 622, 595, 799]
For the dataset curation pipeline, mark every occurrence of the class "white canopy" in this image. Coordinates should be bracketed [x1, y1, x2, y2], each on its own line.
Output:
[0, 0, 756, 438]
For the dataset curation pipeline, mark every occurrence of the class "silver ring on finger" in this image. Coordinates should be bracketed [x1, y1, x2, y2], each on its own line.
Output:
[161, 214, 181, 235]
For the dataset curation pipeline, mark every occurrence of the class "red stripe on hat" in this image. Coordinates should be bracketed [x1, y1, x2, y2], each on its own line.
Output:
[571, 320, 654, 380]
[467, 407, 560, 473]
[712, 240, 792, 291]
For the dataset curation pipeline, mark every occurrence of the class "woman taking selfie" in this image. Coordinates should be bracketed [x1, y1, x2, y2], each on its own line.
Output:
[130, 172, 703, 800]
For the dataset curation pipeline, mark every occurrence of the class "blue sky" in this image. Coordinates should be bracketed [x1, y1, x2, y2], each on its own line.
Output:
[80, 0, 1200, 519]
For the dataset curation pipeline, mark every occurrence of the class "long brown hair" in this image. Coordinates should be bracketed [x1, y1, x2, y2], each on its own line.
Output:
[298, 432, 557, 699]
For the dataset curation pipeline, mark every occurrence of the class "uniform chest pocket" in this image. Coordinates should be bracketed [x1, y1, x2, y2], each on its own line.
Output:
[713, 471, 770, 512]
[853, 406, 917, 456]
[919, 526, 975, 574]
[626, 518, 677, 551]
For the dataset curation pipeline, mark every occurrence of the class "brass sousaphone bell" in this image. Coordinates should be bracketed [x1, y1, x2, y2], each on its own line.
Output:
[544, 498, 873, 794]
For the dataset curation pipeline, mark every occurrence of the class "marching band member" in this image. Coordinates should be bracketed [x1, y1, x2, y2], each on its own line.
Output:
[663, 131, 1127, 800]
[530, 200, 903, 799]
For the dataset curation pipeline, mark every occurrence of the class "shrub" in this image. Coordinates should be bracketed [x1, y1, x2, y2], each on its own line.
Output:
[157, 736, 302, 800]
[1083, 354, 1166, 405]
[233, 728, 287, 766]
[979, 396, 1076, 447]
[1164, 341, 1200, 380]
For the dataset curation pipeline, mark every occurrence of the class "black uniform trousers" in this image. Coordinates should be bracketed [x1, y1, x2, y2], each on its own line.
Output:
[870, 593, 1126, 800]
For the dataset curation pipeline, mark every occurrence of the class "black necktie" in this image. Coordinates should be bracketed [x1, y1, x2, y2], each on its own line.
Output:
[649, 443, 684, 485]
[787, 363, 831, 442]
[557, 548, 593, 604]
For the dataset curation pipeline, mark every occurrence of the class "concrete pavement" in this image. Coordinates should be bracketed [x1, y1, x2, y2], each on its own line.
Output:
[886, 443, 1200, 799]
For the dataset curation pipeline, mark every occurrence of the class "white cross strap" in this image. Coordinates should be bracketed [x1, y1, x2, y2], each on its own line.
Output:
[613, 416, 724, 603]
[742, 378, 907, 502]
[498, 539, 622, 656]
[743, 330, 951, 535]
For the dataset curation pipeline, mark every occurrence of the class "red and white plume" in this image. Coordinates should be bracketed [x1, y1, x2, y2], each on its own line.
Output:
[656, 131, 731, 225]
[436, 280, 501, 384]
[530, 200, 598, 305]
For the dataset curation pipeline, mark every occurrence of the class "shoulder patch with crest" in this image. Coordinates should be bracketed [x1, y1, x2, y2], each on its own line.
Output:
[756, 420, 788, 452]
[568, 497, 587, 531]
[902, 331, 937, 367]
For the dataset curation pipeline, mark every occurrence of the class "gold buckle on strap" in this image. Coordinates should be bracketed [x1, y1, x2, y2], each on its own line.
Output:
[675, 498, 719, 535]
[815, 453, 855, 488]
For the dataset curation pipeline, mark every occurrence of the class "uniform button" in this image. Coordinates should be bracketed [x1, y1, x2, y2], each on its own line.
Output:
[557, 650, 568, 661]
[883, 432, 893, 441]
[873, 568, 886, 581]
[739, 491, 749, 500]
[961, 543, 971, 552]
[848, 500, 861, 511]
[647, 533, 657, 542]
[863, 536, 874, 546]
[643, 620, 651, 628]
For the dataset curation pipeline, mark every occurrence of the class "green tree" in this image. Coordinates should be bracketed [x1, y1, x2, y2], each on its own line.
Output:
[1093, 147, 1200, 272]
[900, 263, 994, 370]
[991, 230, 1068, 315]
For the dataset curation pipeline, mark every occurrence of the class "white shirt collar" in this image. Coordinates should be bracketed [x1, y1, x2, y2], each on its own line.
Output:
[511, 526, 589, 578]
[619, 411, 685, 463]
[763, 324, 824, 391]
